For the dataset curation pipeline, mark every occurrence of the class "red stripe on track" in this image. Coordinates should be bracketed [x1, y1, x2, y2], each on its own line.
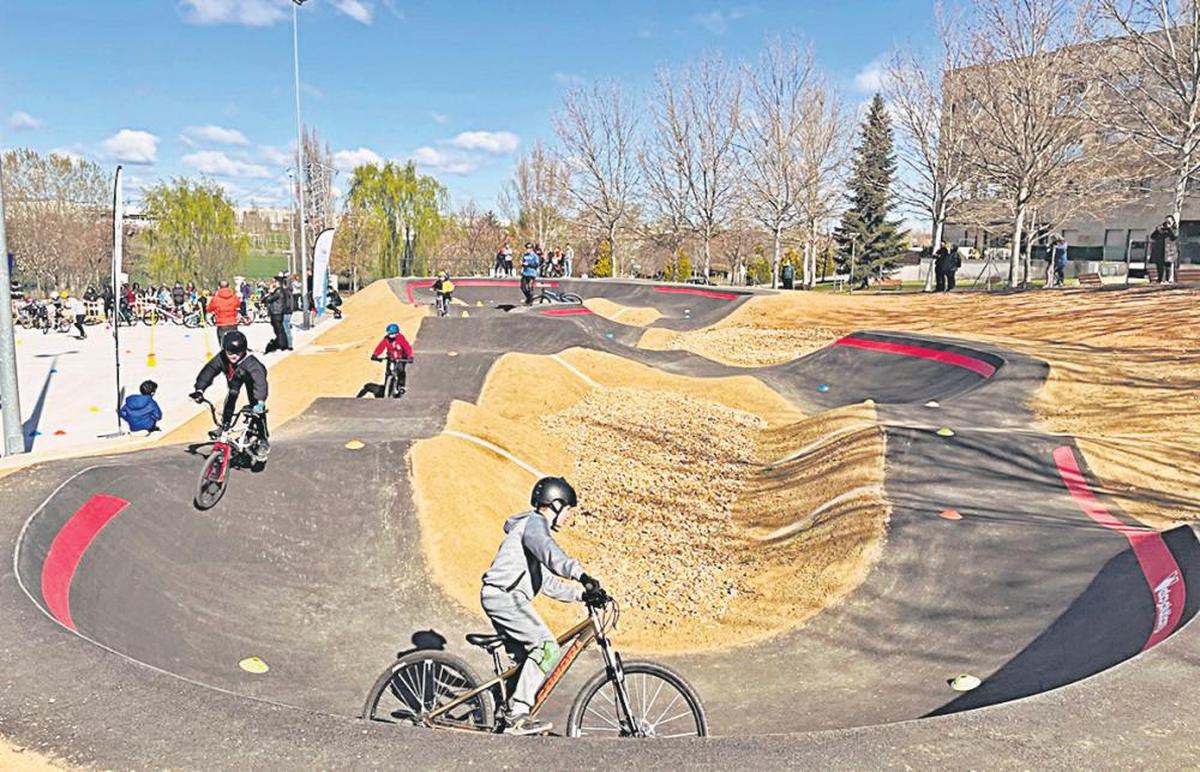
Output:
[652, 286, 739, 300]
[40, 493, 129, 631]
[537, 307, 593, 316]
[1053, 446, 1185, 650]
[834, 335, 997, 378]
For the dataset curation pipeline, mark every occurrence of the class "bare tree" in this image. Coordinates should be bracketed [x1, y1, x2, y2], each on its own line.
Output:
[555, 81, 641, 277]
[640, 67, 694, 256]
[1086, 0, 1200, 254]
[886, 11, 970, 273]
[683, 53, 742, 278]
[737, 39, 813, 287]
[498, 141, 570, 248]
[796, 79, 848, 288]
[957, 0, 1094, 287]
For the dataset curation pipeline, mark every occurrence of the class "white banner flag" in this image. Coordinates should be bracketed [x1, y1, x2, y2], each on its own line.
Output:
[312, 227, 334, 318]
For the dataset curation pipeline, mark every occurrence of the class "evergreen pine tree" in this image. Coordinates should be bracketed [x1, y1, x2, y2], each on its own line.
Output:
[835, 94, 908, 285]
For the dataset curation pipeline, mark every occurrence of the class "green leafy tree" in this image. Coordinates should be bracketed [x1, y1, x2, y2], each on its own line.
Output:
[592, 240, 613, 278]
[346, 161, 449, 277]
[834, 94, 907, 283]
[747, 250, 772, 285]
[331, 204, 385, 292]
[142, 177, 248, 286]
[664, 246, 693, 281]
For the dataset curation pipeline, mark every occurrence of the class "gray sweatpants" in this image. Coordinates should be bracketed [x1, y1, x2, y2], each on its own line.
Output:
[481, 585, 560, 714]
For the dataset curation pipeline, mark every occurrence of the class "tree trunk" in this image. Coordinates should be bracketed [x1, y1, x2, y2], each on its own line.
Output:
[1009, 203, 1026, 289]
[608, 223, 618, 278]
[926, 212, 944, 293]
[703, 231, 711, 279]
[771, 226, 782, 289]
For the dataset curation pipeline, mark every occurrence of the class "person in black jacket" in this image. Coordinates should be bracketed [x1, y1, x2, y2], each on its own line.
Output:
[262, 273, 292, 353]
[190, 330, 270, 459]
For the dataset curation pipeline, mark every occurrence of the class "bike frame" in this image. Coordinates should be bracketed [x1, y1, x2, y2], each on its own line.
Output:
[423, 603, 634, 733]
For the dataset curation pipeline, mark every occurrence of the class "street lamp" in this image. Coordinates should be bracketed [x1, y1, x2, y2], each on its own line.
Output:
[291, 0, 310, 330]
[0, 153, 24, 455]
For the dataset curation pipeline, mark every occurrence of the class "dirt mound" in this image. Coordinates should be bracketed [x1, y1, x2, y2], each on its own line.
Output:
[582, 297, 663, 326]
[639, 324, 842, 366]
[410, 348, 889, 652]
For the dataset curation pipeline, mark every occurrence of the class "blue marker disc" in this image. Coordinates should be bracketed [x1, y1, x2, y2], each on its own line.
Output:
[817, 384, 830, 392]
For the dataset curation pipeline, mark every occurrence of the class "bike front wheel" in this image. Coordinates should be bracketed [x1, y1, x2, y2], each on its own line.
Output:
[362, 650, 495, 731]
[566, 661, 708, 738]
[194, 448, 229, 510]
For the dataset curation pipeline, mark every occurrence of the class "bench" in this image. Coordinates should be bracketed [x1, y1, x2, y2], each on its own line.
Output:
[1179, 264, 1200, 283]
[1077, 272, 1102, 288]
[872, 278, 903, 291]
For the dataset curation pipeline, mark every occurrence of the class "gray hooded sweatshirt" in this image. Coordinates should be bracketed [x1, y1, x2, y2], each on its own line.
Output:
[481, 511, 584, 602]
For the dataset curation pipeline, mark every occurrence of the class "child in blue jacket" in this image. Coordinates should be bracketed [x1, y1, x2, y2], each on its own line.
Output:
[119, 380, 162, 433]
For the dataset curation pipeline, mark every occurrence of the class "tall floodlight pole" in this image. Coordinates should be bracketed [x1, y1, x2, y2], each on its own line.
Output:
[292, 0, 311, 330]
[0, 153, 25, 455]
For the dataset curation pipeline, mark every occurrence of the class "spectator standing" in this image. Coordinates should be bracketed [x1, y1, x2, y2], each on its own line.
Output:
[945, 245, 962, 290]
[1052, 237, 1070, 287]
[503, 244, 514, 277]
[263, 273, 292, 353]
[933, 242, 951, 292]
[239, 279, 252, 316]
[83, 285, 98, 302]
[495, 245, 508, 278]
[1150, 215, 1178, 283]
[101, 284, 114, 319]
[207, 279, 241, 346]
[564, 244, 574, 277]
[171, 282, 186, 309]
[520, 243, 539, 305]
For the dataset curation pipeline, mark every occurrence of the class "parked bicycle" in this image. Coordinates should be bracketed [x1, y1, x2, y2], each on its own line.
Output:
[192, 397, 269, 510]
[142, 301, 204, 328]
[534, 283, 583, 304]
[362, 590, 708, 738]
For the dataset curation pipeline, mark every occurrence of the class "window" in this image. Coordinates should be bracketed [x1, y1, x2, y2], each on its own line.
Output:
[1103, 229, 1127, 261]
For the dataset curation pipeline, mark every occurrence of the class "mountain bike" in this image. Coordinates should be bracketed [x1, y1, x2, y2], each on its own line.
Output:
[382, 356, 410, 398]
[143, 301, 203, 328]
[362, 590, 708, 738]
[534, 284, 583, 304]
[434, 292, 452, 317]
[193, 397, 269, 510]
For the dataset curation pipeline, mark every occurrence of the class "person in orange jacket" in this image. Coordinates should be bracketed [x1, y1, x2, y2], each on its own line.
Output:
[207, 279, 242, 348]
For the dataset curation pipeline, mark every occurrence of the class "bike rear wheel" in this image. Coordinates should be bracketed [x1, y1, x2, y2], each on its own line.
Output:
[362, 651, 494, 731]
[194, 449, 229, 510]
[560, 292, 583, 303]
[566, 661, 707, 738]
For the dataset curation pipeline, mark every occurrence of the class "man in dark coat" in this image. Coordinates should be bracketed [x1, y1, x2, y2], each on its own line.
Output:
[1150, 215, 1177, 283]
[262, 273, 292, 353]
[933, 241, 954, 292]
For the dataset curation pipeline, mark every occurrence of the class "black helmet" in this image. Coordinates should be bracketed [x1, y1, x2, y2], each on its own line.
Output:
[222, 330, 248, 355]
[531, 476, 577, 512]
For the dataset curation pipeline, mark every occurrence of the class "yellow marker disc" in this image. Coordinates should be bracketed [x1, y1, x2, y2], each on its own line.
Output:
[925, 400, 940, 408]
[88, 406, 100, 413]
[461, 310, 470, 318]
[939, 508, 963, 521]
[948, 673, 980, 691]
[447, 351, 459, 357]
[345, 440, 365, 450]
[936, 427, 955, 437]
[863, 398, 876, 407]
[239, 656, 270, 674]
[476, 301, 483, 307]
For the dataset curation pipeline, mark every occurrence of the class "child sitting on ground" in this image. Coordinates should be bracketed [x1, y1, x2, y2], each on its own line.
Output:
[119, 380, 163, 433]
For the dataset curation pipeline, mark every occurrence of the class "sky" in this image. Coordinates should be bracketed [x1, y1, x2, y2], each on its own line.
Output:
[0, 0, 941, 213]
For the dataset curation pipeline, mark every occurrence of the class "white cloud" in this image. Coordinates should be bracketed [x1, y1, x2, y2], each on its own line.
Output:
[101, 129, 159, 164]
[8, 110, 44, 131]
[179, 0, 289, 27]
[182, 150, 271, 178]
[259, 145, 293, 166]
[333, 146, 383, 171]
[449, 130, 519, 154]
[409, 146, 479, 176]
[854, 58, 888, 93]
[431, 111, 450, 124]
[182, 124, 250, 146]
[553, 72, 584, 87]
[331, 0, 373, 23]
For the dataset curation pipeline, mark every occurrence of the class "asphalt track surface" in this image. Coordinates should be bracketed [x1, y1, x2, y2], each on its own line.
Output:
[2, 278, 1198, 768]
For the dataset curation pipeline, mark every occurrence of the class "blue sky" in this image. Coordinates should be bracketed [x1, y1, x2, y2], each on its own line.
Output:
[0, 0, 940, 212]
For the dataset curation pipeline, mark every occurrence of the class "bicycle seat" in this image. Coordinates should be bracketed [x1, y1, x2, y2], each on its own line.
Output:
[465, 633, 506, 651]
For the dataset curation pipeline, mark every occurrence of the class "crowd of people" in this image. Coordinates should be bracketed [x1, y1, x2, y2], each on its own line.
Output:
[494, 242, 574, 279]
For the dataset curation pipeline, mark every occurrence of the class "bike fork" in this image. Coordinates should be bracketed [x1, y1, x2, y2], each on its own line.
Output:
[594, 619, 639, 736]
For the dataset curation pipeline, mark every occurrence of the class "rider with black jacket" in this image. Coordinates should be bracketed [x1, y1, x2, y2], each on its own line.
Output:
[190, 330, 270, 460]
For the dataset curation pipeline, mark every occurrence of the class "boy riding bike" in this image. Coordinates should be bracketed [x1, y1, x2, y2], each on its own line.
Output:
[480, 476, 603, 736]
[190, 330, 270, 461]
[366, 323, 413, 396]
[432, 272, 455, 316]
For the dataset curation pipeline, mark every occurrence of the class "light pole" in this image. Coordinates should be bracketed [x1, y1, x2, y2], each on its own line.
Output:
[292, 0, 311, 330]
[0, 153, 24, 455]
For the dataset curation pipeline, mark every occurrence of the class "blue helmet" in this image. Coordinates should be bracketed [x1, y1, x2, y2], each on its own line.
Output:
[386, 323, 400, 336]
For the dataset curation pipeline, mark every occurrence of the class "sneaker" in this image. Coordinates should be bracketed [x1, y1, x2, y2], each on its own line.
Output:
[253, 438, 270, 460]
[504, 714, 552, 736]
